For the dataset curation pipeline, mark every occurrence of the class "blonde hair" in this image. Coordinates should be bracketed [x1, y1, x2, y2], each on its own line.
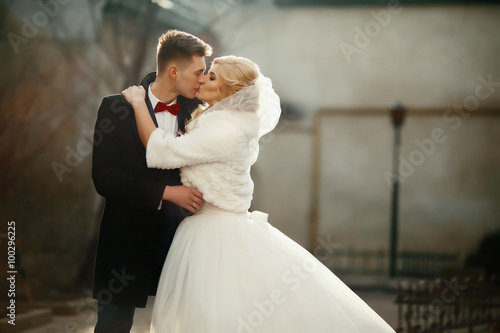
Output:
[213, 55, 260, 97]
[185, 56, 260, 131]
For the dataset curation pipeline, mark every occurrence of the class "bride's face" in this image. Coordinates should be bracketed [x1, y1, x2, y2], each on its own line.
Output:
[197, 65, 228, 106]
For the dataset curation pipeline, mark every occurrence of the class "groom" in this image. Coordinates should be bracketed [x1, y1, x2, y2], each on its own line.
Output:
[92, 30, 212, 332]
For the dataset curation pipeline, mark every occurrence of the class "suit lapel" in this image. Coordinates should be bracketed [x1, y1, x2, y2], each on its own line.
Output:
[177, 95, 201, 134]
[177, 105, 190, 134]
[139, 72, 201, 133]
[140, 72, 159, 128]
[145, 94, 159, 128]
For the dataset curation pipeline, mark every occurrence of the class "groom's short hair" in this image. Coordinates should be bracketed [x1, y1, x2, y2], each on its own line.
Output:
[157, 30, 212, 74]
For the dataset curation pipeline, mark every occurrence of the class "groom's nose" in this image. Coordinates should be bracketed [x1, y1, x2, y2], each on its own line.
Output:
[199, 75, 206, 85]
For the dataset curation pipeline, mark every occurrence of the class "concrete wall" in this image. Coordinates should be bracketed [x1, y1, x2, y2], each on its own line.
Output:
[2, 0, 499, 293]
[211, 2, 500, 257]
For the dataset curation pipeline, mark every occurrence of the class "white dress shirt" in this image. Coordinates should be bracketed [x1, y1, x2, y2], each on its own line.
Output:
[148, 83, 179, 135]
[148, 83, 179, 209]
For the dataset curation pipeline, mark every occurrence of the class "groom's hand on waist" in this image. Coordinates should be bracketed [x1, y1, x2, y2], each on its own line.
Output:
[163, 185, 204, 213]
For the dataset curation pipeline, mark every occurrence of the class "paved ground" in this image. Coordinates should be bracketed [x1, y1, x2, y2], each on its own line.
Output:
[23, 289, 399, 333]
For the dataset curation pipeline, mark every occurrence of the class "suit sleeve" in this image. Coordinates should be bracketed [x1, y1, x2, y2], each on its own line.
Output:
[146, 113, 244, 169]
[92, 97, 165, 213]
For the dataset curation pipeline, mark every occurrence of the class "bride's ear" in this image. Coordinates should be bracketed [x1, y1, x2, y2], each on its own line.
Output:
[219, 84, 233, 100]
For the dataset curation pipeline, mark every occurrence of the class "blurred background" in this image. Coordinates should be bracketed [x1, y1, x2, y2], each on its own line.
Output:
[1, 0, 500, 330]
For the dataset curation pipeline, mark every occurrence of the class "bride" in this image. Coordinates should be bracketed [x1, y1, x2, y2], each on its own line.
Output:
[122, 55, 395, 333]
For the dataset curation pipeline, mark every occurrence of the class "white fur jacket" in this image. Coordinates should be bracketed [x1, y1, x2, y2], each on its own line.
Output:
[146, 108, 261, 212]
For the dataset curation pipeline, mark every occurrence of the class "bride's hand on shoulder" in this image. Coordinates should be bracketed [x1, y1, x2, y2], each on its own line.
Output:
[121, 85, 146, 107]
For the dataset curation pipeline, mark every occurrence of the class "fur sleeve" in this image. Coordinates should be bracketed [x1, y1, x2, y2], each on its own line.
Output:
[146, 112, 244, 169]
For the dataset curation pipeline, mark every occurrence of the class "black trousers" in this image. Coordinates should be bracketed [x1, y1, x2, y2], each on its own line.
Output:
[95, 301, 135, 333]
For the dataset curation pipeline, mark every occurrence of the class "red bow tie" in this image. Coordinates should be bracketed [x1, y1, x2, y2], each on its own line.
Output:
[154, 102, 181, 116]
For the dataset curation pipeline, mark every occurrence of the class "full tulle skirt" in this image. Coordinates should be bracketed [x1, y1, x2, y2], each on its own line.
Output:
[151, 204, 395, 333]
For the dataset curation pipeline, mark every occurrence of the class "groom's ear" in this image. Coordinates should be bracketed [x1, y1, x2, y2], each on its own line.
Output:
[168, 65, 179, 80]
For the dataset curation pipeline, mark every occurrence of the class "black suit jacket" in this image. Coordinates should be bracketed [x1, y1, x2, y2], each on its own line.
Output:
[92, 72, 201, 307]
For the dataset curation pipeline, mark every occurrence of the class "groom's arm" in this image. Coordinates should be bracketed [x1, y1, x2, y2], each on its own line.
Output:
[92, 96, 165, 213]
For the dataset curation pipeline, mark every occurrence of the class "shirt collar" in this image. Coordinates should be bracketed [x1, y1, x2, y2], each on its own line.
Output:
[148, 83, 177, 110]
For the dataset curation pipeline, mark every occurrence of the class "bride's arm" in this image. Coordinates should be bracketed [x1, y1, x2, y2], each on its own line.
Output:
[146, 112, 249, 170]
[121, 85, 156, 148]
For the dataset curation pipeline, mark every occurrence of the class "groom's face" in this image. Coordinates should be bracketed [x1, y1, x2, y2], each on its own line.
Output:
[175, 55, 207, 99]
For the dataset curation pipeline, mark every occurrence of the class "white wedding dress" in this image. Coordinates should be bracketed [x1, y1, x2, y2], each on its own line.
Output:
[146, 76, 395, 333]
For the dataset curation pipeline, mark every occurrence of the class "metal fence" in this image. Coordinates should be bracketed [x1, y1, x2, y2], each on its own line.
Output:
[317, 248, 460, 277]
[395, 275, 500, 332]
